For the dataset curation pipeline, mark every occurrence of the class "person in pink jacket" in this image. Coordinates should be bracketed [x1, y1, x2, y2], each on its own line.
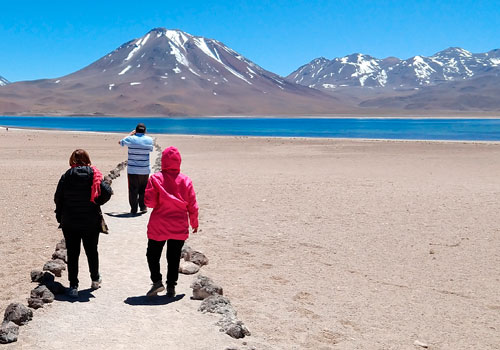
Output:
[144, 146, 199, 297]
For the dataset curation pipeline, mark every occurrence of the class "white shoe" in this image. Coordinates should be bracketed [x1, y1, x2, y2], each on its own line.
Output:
[91, 276, 102, 289]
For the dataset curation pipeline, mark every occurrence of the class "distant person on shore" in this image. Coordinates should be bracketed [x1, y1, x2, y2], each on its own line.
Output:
[118, 123, 154, 214]
[144, 146, 199, 297]
[54, 149, 113, 298]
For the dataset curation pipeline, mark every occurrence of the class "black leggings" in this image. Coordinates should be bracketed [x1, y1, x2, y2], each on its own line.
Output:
[146, 239, 184, 287]
[63, 229, 100, 288]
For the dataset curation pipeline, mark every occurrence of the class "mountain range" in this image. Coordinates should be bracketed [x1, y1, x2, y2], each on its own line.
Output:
[0, 28, 344, 116]
[0, 28, 499, 116]
[287, 48, 500, 89]
[286, 48, 500, 112]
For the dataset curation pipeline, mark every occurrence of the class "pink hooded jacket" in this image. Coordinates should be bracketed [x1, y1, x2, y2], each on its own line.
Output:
[144, 146, 199, 241]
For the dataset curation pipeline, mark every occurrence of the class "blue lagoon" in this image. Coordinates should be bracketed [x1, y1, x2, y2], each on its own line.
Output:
[1, 116, 500, 141]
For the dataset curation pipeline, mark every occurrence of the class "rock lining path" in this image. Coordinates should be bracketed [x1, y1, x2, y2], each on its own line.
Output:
[12, 152, 248, 349]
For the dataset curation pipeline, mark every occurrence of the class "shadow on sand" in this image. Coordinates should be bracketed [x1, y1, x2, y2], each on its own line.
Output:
[55, 288, 96, 303]
[105, 211, 146, 218]
[124, 294, 185, 306]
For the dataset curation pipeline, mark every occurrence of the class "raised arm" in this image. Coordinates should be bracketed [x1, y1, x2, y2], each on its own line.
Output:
[118, 130, 136, 145]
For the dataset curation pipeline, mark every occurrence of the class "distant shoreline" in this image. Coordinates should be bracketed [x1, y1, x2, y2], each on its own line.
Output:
[3, 126, 500, 145]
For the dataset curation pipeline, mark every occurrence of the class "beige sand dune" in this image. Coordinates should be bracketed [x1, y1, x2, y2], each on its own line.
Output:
[1, 128, 499, 349]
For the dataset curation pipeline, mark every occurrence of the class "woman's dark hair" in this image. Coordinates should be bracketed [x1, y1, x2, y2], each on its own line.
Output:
[69, 149, 91, 167]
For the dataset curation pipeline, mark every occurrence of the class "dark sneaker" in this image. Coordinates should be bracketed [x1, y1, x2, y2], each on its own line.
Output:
[68, 287, 78, 298]
[146, 281, 165, 297]
[166, 286, 176, 298]
[139, 208, 148, 214]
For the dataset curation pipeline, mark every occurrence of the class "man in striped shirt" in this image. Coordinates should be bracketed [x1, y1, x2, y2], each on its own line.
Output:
[119, 123, 154, 214]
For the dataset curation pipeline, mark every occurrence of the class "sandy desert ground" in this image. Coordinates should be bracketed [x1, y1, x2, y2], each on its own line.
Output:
[0, 128, 499, 349]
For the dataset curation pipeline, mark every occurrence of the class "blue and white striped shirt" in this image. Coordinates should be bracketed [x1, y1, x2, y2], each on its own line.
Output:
[119, 133, 154, 175]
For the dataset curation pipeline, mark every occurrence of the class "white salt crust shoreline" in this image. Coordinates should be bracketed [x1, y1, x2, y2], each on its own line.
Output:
[2, 126, 500, 145]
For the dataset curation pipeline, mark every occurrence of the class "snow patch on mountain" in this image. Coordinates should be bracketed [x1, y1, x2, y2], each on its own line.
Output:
[169, 42, 189, 67]
[163, 30, 190, 47]
[489, 58, 500, 66]
[411, 56, 435, 83]
[0, 75, 9, 86]
[125, 33, 151, 61]
[188, 67, 201, 77]
[193, 37, 220, 63]
[118, 65, 132, 75]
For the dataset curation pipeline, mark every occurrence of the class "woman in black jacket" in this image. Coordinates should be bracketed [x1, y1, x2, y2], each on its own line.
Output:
[54, 149, 113, 298]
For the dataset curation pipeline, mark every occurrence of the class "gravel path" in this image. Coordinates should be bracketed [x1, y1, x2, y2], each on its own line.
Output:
[12, 155, 244, 350]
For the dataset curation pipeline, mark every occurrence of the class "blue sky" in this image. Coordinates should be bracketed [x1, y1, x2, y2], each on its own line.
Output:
[1, 0, 499, 82]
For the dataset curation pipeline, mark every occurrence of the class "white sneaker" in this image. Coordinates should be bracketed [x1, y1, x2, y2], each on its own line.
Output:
[91, 276, 102, 289]
[68, 287, 78, 298]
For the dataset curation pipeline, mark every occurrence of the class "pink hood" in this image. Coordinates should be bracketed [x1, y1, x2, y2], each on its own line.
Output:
[162, 146, 181, 172]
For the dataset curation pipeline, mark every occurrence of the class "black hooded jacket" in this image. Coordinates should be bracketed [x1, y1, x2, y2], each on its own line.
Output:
[54, 166, 113, 232]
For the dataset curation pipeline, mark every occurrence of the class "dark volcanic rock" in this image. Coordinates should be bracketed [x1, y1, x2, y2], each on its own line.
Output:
[180, 244, 193, 260]
[55, 239, 66, 251]
[27, 298, 44, 309]
[3, 303, 33, 326]
[37, 272, 65, 295]
[30, 285, 55, 303]
[0, 321, 19, 344]
[43, 259, 66, 277]
[30, 270, 44, 283]
[199, 295, 236, 316]
[217, 315, 251, 339]
[103, 175, 113, 184]
[190, 275, 223, 300]
[185, 250, 209, 267]
[52, 249, 67, 263]
[199, 295, 250, 339]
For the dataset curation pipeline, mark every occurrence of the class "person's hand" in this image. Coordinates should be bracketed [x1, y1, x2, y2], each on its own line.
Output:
[129, 130, 136, 136]
[192, 227, 198, 233]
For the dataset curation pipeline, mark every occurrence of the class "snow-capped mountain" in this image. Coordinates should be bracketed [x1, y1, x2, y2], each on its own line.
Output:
[68, 27, 316, 94]
[288, 48, 500, 89]
[0, 75, 9, 86]
[0, 28, 342, 116]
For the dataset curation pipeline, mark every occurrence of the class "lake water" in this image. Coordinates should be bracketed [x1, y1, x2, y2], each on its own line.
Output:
[1, 116, 500, 141]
